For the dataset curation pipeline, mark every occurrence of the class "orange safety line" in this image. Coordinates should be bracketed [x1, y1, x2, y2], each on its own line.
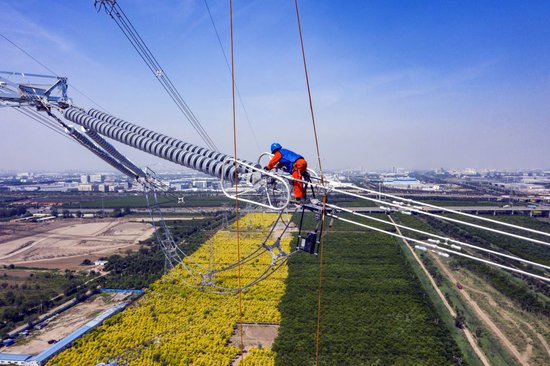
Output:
[293, 0, 324, 184]
[293, 1, 328, 365]
[315, 195, 328, 364]
[229, 0, 245, 363]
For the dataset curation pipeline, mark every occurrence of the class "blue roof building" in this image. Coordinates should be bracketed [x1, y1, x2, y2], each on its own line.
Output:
[28, 303, 128, 365]
[0, 353, 32, 365]
[0, 303, 128, 366]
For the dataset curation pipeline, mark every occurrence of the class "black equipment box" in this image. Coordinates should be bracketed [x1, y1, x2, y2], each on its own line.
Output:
[301, 231, 317, 254]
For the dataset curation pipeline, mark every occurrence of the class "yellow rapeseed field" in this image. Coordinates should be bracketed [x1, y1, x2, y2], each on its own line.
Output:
[48, 213, 291, 366]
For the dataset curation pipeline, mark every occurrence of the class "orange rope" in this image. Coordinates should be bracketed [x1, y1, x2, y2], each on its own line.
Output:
[314, 195, 328, 364]
[293, 1, 328, 365]
[230, 0, 245, 363]
[294, 0, 324, 184]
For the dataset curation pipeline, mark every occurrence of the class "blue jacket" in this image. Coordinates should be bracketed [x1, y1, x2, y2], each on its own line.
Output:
[278, 148, 303, 172]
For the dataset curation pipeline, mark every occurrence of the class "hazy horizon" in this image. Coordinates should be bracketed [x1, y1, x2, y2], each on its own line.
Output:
[2, 1, 550, 172]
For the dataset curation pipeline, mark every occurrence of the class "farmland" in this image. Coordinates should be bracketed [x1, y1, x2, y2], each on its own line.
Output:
[0, 215, 222, 344]
[60, 192, 232, 209]
[48, 213, 292, 365]
[396, 213, 550, 313]
[27, 210, 547, 365]
[0, 269, 87, 339]
[393, 213, 550, 365]
[273, 215, 466, 365]
[98, 214, 229, 289]
[7, 292, 130, 355]
[47, 212, 476, 365]
[0, 219, 154, 269]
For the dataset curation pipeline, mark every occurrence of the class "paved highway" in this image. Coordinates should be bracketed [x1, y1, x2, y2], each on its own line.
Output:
[346, 205, 550, 215]
[40, 204, 550, 217]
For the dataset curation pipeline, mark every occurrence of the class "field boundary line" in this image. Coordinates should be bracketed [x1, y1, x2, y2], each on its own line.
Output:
[388, 215, 491, 366]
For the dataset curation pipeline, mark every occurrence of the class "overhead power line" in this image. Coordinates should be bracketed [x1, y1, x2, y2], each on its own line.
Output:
[351, 184, 550, 240]
[321, 183, 550, 247]
[95, 1, 218, 152]
[14, 107, 72, 142]
[329, 213, 550, 283]
[326, 203, 550, 271]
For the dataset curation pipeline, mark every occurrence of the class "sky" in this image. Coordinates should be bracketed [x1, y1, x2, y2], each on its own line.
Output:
[1, 0, 550, 173]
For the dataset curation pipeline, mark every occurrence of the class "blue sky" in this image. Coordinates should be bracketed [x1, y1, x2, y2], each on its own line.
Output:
[1, 0, 550, 172]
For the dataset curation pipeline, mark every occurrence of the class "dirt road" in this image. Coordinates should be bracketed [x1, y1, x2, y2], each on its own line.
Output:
[388, 216, 491, 366]
[432, 254, 529, 366]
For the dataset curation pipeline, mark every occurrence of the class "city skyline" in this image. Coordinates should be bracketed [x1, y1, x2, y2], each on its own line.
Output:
[2, 1, 550, 172]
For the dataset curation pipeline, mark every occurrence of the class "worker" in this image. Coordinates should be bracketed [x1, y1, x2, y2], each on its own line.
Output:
[264, 143, 308, 201]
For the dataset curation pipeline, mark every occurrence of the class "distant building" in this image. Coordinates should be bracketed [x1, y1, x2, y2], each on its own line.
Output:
[78, 184, 99, 192]
[0, 353, 32, 365]
[80, 175, 89, 184]
[178, 182, 192, 190]
[210, 181, 221, 190]
[382, 177, 440, 191]
[193, 180, 208, 189]
[16, 172, 31, 179]
[461, 168, 478, 176]
[35, 216, 56, 222]
[98, 184, 113, 192]
[89, 174, 104, 183]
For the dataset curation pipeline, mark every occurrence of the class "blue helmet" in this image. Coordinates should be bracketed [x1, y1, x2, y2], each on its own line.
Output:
[271, 142, 282, 153]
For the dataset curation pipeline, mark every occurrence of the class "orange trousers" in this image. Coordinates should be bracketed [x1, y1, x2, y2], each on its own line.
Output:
[292, 158, 308, 199]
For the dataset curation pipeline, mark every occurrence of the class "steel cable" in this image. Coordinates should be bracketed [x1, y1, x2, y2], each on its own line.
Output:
[98, 2, 218, 151]
[328, 213, 550, 283]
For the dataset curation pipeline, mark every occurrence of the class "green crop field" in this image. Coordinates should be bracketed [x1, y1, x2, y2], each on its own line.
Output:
[392, 212, 550, 364]
[419, 200, 500, 207]
[273, 214, 466, 365]
[442, 214, 550, 266]
[61, 193, 232, 209]
[395, 213, 550, 313]
[0, 269, 87, 338]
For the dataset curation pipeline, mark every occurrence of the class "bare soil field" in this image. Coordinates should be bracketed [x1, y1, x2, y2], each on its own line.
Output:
[8, 293, 130, 355]
[0, 219, 154, 269]
[229, 323, 279, 352]
[127, 216, 205, 222]
[229, 323, 279, 365]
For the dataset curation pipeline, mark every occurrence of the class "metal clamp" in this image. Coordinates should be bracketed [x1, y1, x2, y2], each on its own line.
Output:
[220, 158, 291, 211]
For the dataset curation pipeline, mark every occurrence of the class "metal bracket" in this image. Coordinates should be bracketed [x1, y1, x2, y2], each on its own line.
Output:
[220, 158, 290, 211]
[0, 71, 70, 109]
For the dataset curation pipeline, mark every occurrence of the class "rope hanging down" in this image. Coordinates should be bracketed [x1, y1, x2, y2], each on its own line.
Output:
[229, 0, 245, 361]
[8, 91, 550, 286]
[293, 0, 328, 364]
[4, 0, 548, 311]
